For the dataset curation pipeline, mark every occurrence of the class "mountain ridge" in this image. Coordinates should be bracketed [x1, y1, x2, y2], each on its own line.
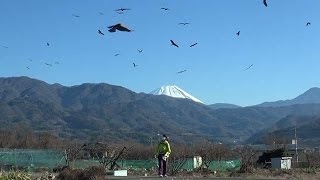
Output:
[2, 76, 320, 144]
[256, 87, 320, 107]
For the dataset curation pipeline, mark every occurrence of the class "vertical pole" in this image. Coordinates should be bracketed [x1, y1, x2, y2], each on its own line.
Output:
[295, 128, 298, 163]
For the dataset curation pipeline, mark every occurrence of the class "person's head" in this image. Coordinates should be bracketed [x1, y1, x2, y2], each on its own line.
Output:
[162, 134, 168, 141]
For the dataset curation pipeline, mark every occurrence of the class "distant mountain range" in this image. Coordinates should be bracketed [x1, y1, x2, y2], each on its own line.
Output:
[1, 76, 320, 145]
[256, 87, 320, 107]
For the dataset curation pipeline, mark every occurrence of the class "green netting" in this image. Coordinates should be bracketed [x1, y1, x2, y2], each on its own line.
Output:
[118, 159, 240, 171]
[0, 149, 240, 172]
[0, 148, 64, 170]
[118, 159, 158, 170]
[208, 160, 241, 171]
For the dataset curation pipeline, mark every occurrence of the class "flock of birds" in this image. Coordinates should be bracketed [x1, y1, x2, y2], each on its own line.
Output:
[93, 6, 204, 74]
[96, 0, 312, 73]
[0, 0, 313, 74]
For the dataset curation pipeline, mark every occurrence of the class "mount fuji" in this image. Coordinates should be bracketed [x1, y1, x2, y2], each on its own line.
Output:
[150, 85, 203, 104]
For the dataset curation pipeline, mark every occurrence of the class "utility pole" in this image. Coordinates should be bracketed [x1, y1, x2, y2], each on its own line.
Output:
[295, 127, 298, 163]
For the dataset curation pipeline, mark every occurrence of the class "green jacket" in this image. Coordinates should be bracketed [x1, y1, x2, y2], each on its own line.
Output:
[156, 140, 171, 157]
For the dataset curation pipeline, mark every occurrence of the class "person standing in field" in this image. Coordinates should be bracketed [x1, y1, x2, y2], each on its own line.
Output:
[156, 134, 171, 177]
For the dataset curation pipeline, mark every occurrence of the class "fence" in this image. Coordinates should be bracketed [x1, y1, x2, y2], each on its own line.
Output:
[0, 149, 240, 172]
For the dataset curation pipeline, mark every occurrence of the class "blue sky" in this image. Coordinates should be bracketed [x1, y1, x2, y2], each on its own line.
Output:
[0, 0, 319, 106]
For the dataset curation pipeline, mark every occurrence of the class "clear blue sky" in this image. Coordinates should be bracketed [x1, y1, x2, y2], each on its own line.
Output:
[1, 0, 320, 106]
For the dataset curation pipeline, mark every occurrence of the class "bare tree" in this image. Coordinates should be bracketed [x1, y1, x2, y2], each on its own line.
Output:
[168, 144, 193, 176]
[87, 142, 127, 170]
[235, 146, 256, 173]
[64, 143, 87, 167]
[305, 151, 320, 168]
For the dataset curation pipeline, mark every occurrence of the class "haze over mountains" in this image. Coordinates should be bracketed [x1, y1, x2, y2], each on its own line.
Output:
[1, 76, 320, 145]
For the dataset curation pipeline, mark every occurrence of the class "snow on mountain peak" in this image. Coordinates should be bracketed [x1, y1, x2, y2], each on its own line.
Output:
[150, 85, 203, 104]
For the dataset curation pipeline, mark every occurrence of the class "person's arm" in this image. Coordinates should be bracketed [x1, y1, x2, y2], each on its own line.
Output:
[165, 142, 171, 157]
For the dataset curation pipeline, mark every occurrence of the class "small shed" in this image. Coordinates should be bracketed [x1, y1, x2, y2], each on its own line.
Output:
[271, 157, 292, 169]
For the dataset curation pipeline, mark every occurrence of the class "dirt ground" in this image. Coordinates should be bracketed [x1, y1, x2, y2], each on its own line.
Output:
[107, 168, 320, 180]
[30, 168, 320, 180]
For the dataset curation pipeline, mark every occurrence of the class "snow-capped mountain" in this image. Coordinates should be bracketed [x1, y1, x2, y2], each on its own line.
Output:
[150, 85, 203, 104]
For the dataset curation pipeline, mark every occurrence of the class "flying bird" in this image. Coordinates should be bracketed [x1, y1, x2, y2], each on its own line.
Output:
[178, 22, 190, 25]
[137, 49, 143, 53]
[28, 58, 33, 61]
[98, 30, 105, 35]
[72, 14, 80, 18]
[170, 40, 179, 48]
[161, 8, 170, 11]
[263, 0, 268, 7]
[46, 42, 50, 46]
[133, 63, 138, 67]
[236, 31, 240, 36]
[190, 43, 198, 47]
[114, 53, 120, 56]
[55, 61, 59, 65]
[98, 12, 104, 15]
[115, 8, 130, 12]
[306, 22, 311, 26]
[177, 70, 187, 74]
[26, 67, 30, 70]
[45, 63, 53, 67]
[244, 64, 254, 71]
[108, 23, 132, 32]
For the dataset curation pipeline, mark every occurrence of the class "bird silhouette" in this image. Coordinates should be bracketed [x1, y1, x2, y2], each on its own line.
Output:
[55, 61, 59, 65]
[236, 31, 240, 36]
[178, 22, 190, 25]
[98, 30, 105, 35]
[108, 23, 132, 32]
[244, 64, 254, 71]
[114, 54, 120, 56]
[133, 63, 138, 67]
[45, 63, 53, 67]
[177, 70, 187, 74]
[26, 67, 30, 70]
[263, 0, 268, 7]
[46, 42, 50, 46]
[137, 49, 143, 53]
[190, 43, 198, 47]
[72, 14, 80, 18]
[170, 40, 179, 48]
[306, 22, 311, 26]
[161, 8, 170, 11]
[115, 8, 130, 12]
[99, 12, 104, 15]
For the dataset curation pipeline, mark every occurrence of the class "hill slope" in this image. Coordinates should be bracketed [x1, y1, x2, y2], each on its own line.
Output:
[208, 103, 241, 110]
[247, 115, 320, 146]
[2, 77, 320, 144]
[256, 87, 320, 107]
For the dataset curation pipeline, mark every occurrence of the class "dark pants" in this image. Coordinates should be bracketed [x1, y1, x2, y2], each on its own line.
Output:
[157, 154, 167, 176]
